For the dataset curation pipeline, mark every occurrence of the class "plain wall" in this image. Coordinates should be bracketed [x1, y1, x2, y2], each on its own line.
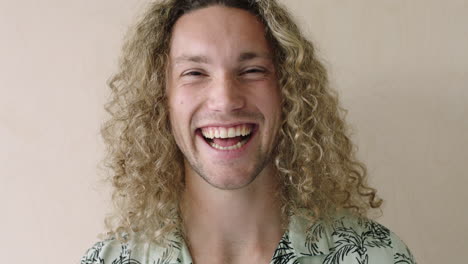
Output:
[0, 0, 466, 263]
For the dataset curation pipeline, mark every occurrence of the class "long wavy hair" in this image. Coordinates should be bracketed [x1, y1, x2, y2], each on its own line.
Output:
[101, 0, 382, 244]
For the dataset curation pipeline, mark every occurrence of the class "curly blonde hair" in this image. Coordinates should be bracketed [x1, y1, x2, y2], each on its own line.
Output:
[101, 0, 382, 244]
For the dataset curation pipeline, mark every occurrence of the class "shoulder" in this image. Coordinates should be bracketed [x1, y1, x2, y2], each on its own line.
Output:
[289, 212, 416, 264]
[323, 214, 416, 264]
[80, 236, 183, 264]
[80, 239, 116, 264]
[80, 238, 141, 264]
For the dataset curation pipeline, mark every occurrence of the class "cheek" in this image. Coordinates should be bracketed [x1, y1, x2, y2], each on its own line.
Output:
[169, 85, 202, 109]
[256, 85, 281, 118]
[263, 87, 282, 142]
[168, 89, 199, 137]
[169, 106, 187, 133]
[168, 90, 189, 121]
[168, 90, 185, 107]
[168, 96, 185, 136]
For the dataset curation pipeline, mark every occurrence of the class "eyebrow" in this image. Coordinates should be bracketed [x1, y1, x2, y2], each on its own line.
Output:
[173, 51, 272, 66]
[173, 55, 210, 65]
[238, 51, 272, 62]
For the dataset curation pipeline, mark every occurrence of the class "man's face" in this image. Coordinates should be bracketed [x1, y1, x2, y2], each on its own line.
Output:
[167, 6, 282, 190]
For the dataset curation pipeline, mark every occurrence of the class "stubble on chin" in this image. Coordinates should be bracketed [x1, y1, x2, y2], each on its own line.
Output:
[182, 144, 274, 191]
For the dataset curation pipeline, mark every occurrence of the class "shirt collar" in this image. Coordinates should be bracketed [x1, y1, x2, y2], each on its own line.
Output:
[287, 213, 332, 258]
[166, 212, 333, 263]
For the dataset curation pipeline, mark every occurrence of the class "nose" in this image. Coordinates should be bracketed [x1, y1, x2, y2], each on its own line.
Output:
[206, 76, 246, 112]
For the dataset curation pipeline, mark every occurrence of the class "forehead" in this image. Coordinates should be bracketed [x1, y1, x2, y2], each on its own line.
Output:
[169, 5, 271, 60]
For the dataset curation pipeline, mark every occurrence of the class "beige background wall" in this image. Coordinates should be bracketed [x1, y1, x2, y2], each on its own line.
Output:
[0, 0, 466, 263]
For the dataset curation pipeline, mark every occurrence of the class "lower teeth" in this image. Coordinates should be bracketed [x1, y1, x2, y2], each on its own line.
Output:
[209, 138, 249, 150]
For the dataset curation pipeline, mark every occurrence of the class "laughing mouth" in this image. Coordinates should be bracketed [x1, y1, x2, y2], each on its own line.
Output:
[199, 124, 256, 151]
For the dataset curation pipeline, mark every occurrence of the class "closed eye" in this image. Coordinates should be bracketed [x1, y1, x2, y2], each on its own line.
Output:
[183, 71, 204, 76]
[242, 68, 266, 74]
[239, 68, 270, 81]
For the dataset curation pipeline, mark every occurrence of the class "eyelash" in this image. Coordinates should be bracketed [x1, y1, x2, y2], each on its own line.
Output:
[181, 68, 266, 77]
[242, 68, 266, 74]
[183, 71, 203, 76]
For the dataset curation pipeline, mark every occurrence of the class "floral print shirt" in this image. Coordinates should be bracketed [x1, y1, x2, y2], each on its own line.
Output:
[80, 213, 416, 264]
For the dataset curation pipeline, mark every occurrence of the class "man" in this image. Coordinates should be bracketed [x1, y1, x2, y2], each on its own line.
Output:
[81, 0, 416, 263]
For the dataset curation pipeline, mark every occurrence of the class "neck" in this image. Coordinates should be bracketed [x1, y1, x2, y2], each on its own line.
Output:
[180, 164, 285, 264]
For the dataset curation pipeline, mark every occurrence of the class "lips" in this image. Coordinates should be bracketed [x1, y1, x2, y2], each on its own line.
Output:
[197, 123, 257, 151]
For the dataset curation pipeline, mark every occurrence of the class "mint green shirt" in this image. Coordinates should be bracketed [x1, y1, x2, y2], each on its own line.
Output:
[80, 213, 416, 264]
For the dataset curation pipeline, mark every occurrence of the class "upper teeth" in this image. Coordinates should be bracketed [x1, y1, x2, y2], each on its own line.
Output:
[201, 124, 252, 139]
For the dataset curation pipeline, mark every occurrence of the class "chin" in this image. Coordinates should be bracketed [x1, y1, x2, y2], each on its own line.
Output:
[201, 173, 253, 190]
